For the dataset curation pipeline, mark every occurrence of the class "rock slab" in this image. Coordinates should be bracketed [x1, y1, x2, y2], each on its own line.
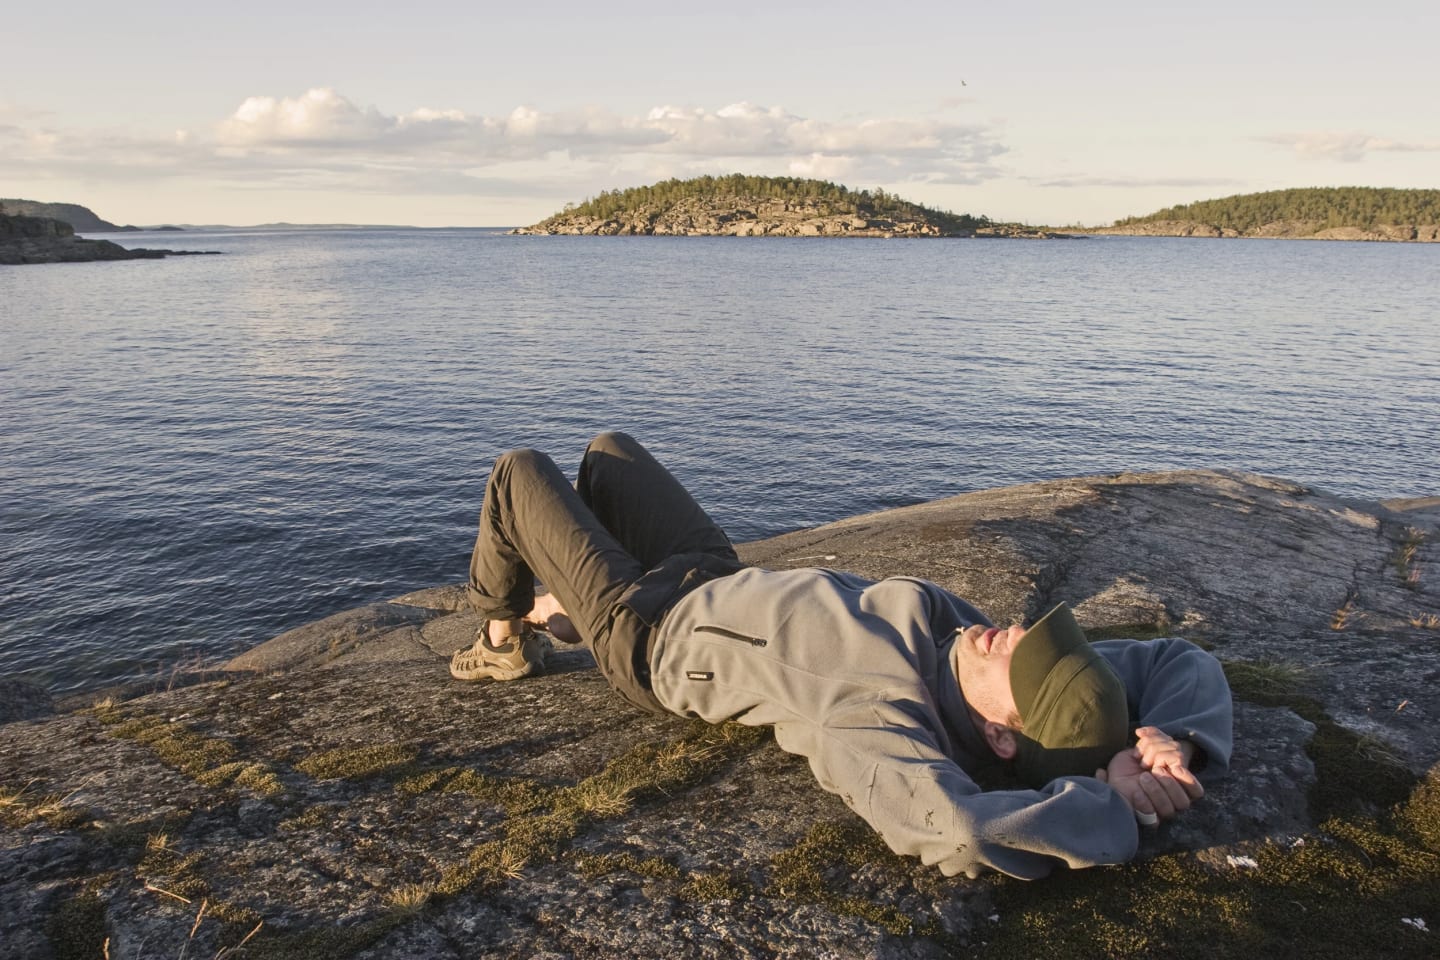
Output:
[0, 213, 215, 265]
[3, 469, 1438, 958]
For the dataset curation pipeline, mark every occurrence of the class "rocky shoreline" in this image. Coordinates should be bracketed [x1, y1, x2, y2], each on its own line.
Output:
[1091, 218, 1440, 242]
[0, 213, 218, 265]
[513, 197, 1063, 239]
[4, 470, 1439, 958]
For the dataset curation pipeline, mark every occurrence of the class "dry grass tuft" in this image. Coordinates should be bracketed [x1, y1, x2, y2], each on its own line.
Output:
[1393, 527, 1426, 588]
[387, 883, 435, 914]
[1330, 596, 1359, 630]
[0, 778, 92, 830]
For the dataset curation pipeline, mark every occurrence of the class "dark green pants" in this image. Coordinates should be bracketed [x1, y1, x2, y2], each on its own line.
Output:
[467, 432, 739, 709]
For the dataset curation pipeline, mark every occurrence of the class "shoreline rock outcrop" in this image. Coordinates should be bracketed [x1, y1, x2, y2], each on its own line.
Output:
[513, 195, 1062, 239]
[512, 196, 959, 238]
[1092, 218, 1440, 242]
[0, 213, 216, 265]
[5, 470, 1439, 958]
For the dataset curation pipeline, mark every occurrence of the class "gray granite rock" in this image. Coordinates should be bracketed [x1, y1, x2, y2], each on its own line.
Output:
[0, 678, 54, 724]
[3, 469, 1437, 958]
[0, 212, 216, 264]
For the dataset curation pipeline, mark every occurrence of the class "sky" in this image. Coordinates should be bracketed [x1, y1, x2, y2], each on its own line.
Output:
[3, 1, 1437, 228]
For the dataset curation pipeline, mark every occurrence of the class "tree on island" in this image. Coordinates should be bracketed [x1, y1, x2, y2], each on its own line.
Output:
[1114, 187, 1440, 232]
[552, 174, 991, 233]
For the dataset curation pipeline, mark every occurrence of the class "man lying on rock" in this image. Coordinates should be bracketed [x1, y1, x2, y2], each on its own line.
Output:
[450, 432, 1233, 880]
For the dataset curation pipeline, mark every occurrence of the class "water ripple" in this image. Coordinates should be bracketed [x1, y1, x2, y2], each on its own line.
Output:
[2, 231, 1437, 693]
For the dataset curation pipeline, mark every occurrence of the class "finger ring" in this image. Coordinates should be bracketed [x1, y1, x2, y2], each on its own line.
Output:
[1136, 811, 1160, 827]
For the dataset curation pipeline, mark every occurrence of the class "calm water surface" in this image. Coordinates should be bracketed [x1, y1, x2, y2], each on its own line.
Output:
[2, 230, 1437, 694]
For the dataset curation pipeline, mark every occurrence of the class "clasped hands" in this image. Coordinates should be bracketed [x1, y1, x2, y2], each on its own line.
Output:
[1095, 726, 1204, 826]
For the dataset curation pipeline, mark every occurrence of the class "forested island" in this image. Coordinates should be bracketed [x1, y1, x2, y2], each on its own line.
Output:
[1096, 187, 1439, 242]
[513, 175, 1057, 238]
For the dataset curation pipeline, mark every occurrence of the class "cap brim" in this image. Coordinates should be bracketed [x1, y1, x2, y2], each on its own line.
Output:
[1010, 603, 1090, 718]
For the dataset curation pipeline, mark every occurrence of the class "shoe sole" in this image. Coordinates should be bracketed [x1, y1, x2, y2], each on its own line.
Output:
[449, 633, 549, 682]
[449, 658, 539, 682]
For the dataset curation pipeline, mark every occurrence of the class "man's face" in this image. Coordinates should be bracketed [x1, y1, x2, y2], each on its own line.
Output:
[954, 622, 1024, 728]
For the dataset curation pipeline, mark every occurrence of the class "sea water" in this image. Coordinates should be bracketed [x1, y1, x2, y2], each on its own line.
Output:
[2, 229, 1437, 693]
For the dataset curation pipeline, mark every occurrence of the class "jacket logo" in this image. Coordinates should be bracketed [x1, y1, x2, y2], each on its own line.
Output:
[686, 671, 715, 681]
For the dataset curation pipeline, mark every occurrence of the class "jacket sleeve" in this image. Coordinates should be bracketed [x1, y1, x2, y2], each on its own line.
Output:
[1093, 638, 1234, 774]
[794, 693, 1139, 880]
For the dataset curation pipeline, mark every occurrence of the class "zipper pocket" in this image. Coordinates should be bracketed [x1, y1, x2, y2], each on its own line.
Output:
[695, 625, 768, 648]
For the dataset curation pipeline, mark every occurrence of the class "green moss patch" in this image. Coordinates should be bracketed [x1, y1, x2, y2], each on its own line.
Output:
[196, 760, 283, 794]
[973, 664, 1437, 958]
[680, 869, 754, 902]
[771, 818, 934, 936]
[576, 851, 685, 882]
[396, 766, 546, 814]
[93, 812, 195, 859]
[294, 742, 418, 781]
[1223, 660, 1312, 701]
[98, 708, 282, 796]
[138, 838, 210, 902]
[278, 802, 345, 833]
[576, 850, 753, 902]
[44, 891, 108, 960]
[136, 835, 264, 940]
[206, 721, 771, 958]
[232, 914, 409, 960]
[983, 770, 1440, 959]
[407, 722, 768, 903]
[1223, 659, 1415, 817]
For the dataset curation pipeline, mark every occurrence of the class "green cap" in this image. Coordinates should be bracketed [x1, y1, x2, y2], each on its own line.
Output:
[1008, 603, 1129, 787]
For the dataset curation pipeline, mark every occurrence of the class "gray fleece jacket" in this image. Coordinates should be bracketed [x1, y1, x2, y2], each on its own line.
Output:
[648, 567, 1233, 880]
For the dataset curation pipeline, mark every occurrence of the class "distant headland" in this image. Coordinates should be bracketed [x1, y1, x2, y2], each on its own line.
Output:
[0, 201, 216, 265]
[1093, 187, 1440, 242]
[0, 198, 186, 233]
[511, 175, 1062, 239]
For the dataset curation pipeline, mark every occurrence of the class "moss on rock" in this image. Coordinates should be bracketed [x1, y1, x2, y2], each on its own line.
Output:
[44, 891, 108, 960]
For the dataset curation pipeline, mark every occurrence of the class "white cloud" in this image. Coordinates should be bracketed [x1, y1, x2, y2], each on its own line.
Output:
[787, 153, 857, 181]
[1259, 131, 1440, 163]
[208, 89, 1005, 173]
[0, 88, 1008, 207]
[219, 88, 392, 143]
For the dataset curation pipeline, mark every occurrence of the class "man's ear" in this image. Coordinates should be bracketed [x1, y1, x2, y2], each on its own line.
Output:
[983, 722, 1018, 760]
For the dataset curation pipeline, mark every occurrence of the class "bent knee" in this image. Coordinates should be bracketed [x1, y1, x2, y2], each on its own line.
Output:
[586, 431, 639, 457]
[492, 447, 551, 478]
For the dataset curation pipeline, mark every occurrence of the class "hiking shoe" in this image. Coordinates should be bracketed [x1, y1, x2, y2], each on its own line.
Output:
[450, 623, 549, 681]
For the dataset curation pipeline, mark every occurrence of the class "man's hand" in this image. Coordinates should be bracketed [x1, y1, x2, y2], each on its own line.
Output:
[1134, 726, 1196, 778]
[1095, 729, 1204, 824]
[526, 592, 581, 644]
